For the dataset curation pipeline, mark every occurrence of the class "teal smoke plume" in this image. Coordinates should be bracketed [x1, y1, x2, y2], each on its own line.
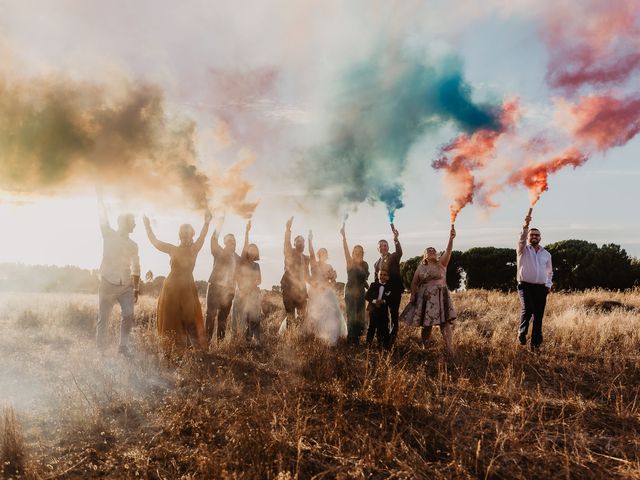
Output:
[304, 52, 501, 221]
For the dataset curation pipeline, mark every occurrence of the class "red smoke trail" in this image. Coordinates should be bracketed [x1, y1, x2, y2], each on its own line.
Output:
[507, 147, 588, 206]
[564, 94, 640, 151]
[434, 99, 520, 223]
[512, 1, 640, 206]
[545, 0, 640, 93]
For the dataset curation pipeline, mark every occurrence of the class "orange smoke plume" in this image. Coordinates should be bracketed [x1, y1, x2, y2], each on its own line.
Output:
[434, 99, 520, 221]
[507, 147, 588, 206]
[210, 150, 259, 219]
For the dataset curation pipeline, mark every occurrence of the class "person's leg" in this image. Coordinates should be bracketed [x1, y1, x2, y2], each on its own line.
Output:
[531, 285, 548, 349]
[366, 314, 376, 346]
[355, 298, 366, 343]
[378, 315, 390, 349]
[296, 294, 308, 325]
[282, 287, 296, 328]
[388, 294, 401, 344]
[216, 288, 234, 342]
[117, 286, 135, 350]
[518, 284, 534, 344]
[205, 284, 218, 343]
[441, 322, 454, 357]
[346, 296, 360, 344]
[96, 282, 116, 350]
[421, 325, 432, 345]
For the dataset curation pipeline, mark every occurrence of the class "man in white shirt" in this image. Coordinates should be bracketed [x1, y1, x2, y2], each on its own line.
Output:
[96, 197, 141, 355]
[516, 212, 553, 351]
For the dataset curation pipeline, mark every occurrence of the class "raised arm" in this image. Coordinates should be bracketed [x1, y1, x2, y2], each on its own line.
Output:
[143, 216, 174, 254]
[518, 211, 532, 255]
[284, 216, 293, 254]
[340, 223, 352, 267]
[193, 211, 212, 253]
[308, 230, 316, 264]
[440, 225, 456, 267]
[242, 220, 251, 257]
[96, 187, 111, 234]
[392, 225, 403, 257]
[210, 216, 224, 256]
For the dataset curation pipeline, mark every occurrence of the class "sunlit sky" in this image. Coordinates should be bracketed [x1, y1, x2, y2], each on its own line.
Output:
[1, 0, 639, 287]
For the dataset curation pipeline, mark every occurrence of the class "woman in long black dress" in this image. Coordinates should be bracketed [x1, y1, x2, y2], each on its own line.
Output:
[340, 223, 369, 344]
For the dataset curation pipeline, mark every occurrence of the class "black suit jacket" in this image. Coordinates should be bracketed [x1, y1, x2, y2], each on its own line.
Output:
[374, 239, 403, 296]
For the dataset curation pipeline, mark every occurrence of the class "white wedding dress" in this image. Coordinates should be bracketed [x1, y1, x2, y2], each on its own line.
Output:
[304, 262, 347, 346]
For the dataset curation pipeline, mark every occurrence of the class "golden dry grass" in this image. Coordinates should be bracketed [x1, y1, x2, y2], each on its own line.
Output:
[0, 289, 639, 479]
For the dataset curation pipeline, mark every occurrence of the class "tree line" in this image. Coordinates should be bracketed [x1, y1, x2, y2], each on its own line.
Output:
[2, 239, 639, 294]
[400, 240, 640, 292]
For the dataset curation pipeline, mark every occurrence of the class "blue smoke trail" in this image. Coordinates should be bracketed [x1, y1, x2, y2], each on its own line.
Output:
[304, 51, 501, 220]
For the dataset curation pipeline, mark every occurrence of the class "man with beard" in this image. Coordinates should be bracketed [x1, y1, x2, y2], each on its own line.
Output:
[374, 224, 403, 346]
[516, 212, 553, 352]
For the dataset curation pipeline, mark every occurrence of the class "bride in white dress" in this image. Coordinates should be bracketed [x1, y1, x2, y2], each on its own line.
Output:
[305, 231, 347, 345]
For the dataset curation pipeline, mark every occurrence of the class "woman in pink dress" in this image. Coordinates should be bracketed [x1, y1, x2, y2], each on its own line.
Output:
[400, 225, 457, 357]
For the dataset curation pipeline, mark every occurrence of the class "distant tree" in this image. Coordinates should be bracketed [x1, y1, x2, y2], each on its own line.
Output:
[546, 240, 599, 290]
[589, 243, 637, 290]
[145, 270, 154, 282]
[400, 256, 421, 291]
[546, 240, 638, 290]
[399, 250, 464, 292]
[461, 247, 516, 291]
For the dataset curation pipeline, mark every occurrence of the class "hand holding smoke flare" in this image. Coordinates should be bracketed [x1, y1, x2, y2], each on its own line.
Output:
[524, 207, 533, 228]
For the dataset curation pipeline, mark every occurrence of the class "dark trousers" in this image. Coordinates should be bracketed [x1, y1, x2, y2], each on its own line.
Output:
[206, 284, 235, 342]
[517, 282, 548, 348]
[388, 293, 401, 343]
[366, 313, 390, 349]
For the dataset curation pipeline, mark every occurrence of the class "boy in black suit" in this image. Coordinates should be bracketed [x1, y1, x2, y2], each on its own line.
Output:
[365, 268, 391, 349]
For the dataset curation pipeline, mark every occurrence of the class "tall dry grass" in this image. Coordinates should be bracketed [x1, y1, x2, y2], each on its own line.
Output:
[0, 290, 639, 479]
[1, 407, 26, 478]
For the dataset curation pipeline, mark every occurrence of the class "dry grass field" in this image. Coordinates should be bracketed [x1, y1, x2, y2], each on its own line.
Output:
[1, 289, 639, 479]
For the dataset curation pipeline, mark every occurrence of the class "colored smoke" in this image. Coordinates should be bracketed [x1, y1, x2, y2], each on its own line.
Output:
[0, 72, 210, 209]
[507, 147, 587, 206]
[434, 99, 520, 221]
[544, 0, 640, 94]
[304, 52, 501, 220]
[564, 94, 640, 151]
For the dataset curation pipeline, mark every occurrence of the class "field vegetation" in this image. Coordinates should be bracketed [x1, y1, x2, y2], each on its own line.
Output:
[1, 289, 639, 479]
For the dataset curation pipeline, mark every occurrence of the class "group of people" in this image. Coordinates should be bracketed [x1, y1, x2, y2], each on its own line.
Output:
[96, 198, 554, 358]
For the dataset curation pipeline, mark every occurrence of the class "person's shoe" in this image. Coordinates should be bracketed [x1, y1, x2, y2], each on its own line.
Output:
[518, 335, 527, 346]
[530, 344, 541, 354]
[118, 345, 132, 357]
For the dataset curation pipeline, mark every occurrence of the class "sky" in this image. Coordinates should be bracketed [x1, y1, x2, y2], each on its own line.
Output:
[1, 0, 639, 287]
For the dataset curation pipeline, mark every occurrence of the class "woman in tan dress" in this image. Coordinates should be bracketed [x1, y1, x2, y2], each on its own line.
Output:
[143, 212, 211, 353]
[400, 225, 457, 356]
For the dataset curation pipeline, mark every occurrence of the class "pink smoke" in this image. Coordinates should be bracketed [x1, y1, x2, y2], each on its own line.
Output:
[545, 0, 640, 93]
[434, 98, 520, 222]
[564, 94, 640, 151]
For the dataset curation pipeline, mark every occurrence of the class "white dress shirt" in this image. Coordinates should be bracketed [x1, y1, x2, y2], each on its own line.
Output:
[517, 227, 553, 288]
[100, 224, 141, 286]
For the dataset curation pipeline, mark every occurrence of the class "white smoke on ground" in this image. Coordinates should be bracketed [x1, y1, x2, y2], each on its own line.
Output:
[0, 293, 175, 439]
